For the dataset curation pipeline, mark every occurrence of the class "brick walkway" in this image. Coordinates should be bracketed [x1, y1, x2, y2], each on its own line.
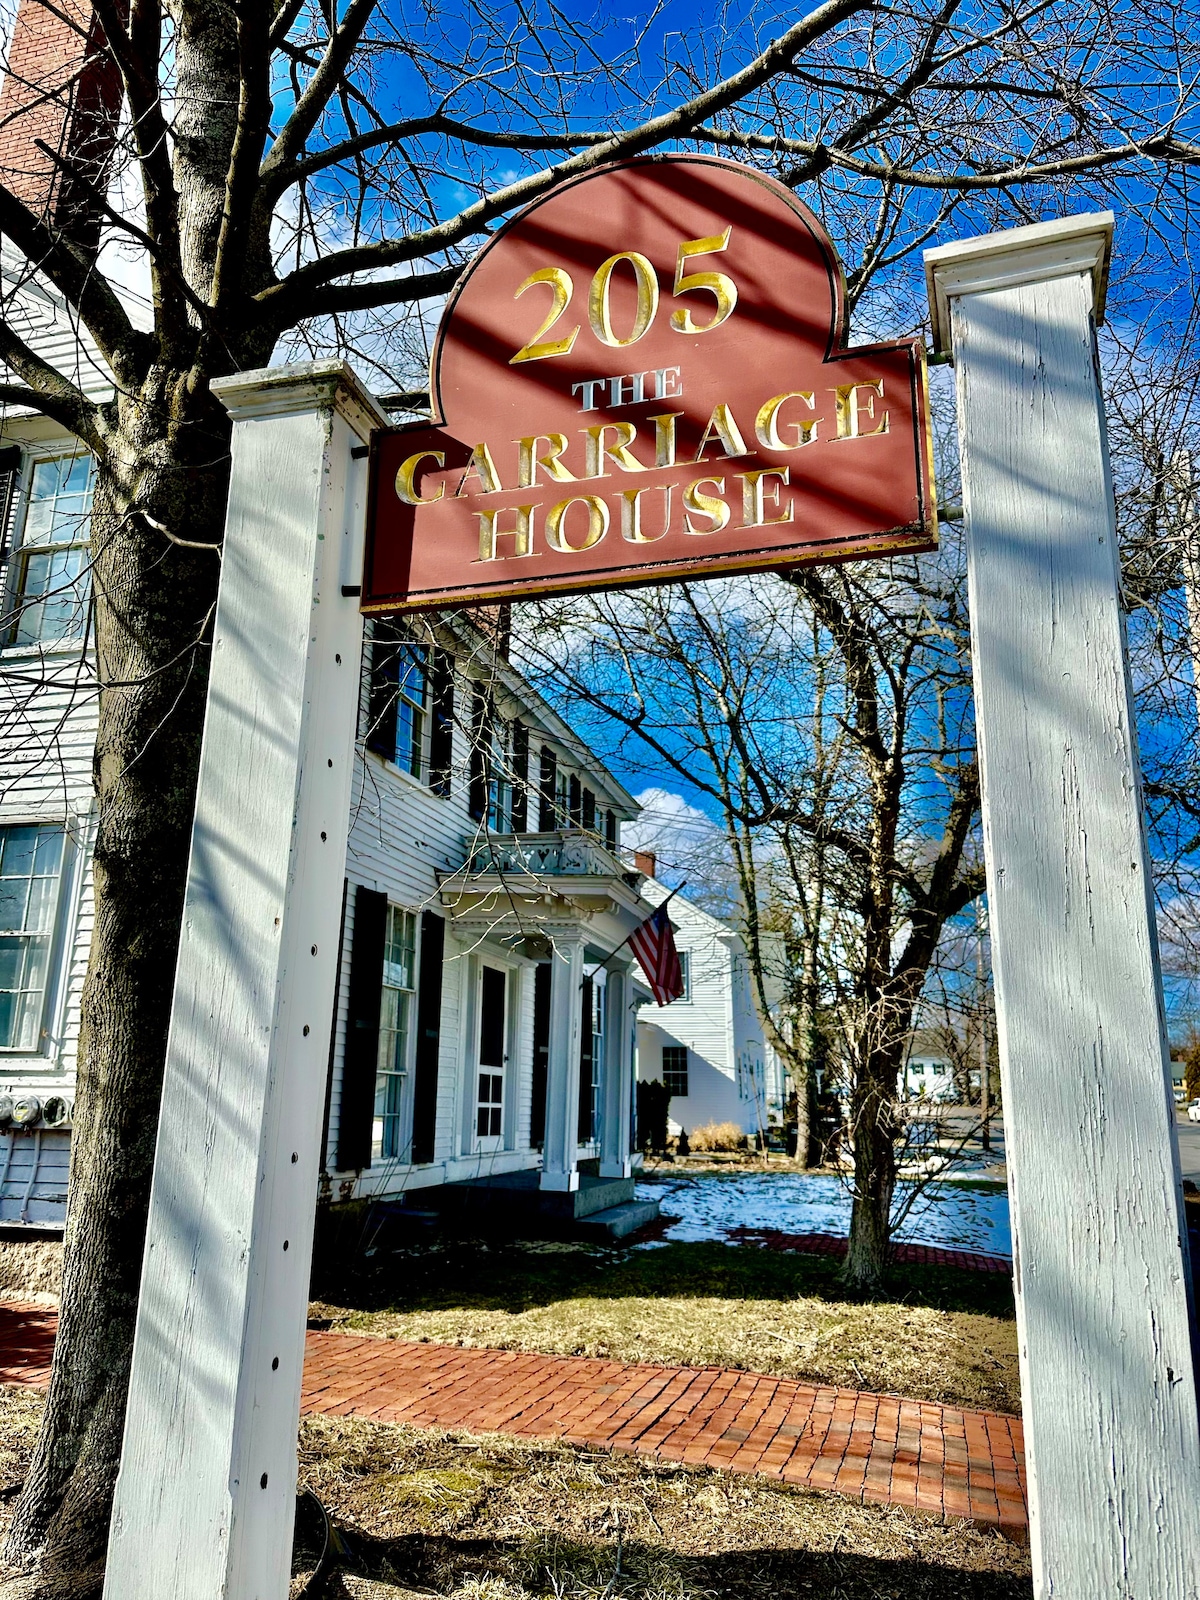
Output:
[0, 1300, 1027, 1534]
[728, 1229, 1013, 1275]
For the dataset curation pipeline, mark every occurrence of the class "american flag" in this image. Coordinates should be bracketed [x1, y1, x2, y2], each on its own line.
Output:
[629, 900, 685, 1006]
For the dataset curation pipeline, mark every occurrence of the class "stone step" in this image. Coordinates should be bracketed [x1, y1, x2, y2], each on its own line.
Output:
[575, 1198, 661, 1241]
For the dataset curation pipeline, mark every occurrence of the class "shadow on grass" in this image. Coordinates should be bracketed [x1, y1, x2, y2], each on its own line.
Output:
[311, 1235, 1016, 1325]
[308, 1526, 1032, 1600]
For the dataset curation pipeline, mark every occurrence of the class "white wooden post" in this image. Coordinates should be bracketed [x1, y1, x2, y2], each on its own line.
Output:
[104, 361, 386, 1600]
[540, 934, 584, 1190]
[599, 960, 633, 1178]
[925, 217, 1200, 1598]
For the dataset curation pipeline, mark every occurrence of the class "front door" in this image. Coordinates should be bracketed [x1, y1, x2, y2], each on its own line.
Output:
[476, 965, 507, 1152]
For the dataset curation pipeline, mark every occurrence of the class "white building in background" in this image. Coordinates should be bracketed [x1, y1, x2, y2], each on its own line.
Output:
[0, 265, 663, 1234]
[634, 860, 787, 1139]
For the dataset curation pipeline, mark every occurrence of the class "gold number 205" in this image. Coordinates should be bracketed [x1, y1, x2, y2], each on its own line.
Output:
[509, 229, 737, 364]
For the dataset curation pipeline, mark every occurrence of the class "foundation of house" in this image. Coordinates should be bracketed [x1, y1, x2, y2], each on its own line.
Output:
[422, 1168, 660, 1242]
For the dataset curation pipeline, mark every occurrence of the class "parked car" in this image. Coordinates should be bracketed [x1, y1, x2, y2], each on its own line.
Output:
[1187, 1099, 1200, 1123]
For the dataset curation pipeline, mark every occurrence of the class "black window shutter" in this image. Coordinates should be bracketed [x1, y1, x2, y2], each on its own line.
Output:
[605, 810, 617, 851]
[468, 688, 489, 821]
[568, 774, 582, 829]
[367, 623, 399, 760]
[578, 975, 594, 1143]
[429, 649, 455, 797]
[0, 446, 21, 572]
[336, 885, 388, 1171]
[538, 747, 557, 831]
[511, 720, 529, 832]
[319, 879, 350, 1173]
[582, 787, 596, 832]
[531, 961, 551, 1148]
[411, 910, 445, 1164]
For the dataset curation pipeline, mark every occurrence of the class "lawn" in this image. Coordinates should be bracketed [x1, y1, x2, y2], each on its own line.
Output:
[310, 1237, 1020, 1416]
[0, 1389, 1031, 1599]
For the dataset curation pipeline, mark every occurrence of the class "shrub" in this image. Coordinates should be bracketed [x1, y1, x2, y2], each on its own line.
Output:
[688, 1120, 747, 1152]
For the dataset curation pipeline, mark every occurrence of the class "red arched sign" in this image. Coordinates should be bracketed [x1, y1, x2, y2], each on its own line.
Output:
[363, 155, 936, 612]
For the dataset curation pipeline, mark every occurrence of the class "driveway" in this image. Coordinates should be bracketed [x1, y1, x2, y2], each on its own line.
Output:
[1175, 1110, 1200, 1187]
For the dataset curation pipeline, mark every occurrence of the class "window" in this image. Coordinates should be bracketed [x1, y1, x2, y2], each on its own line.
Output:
[676, 950, 691, 1002]
[662, 1045, 689, 1098]
[0, 824, 64, 1051]
[9, 455, 94, 646]
[393, 649, 427, 778]
[487, 719, 512, 832]
[367, 626, 429, 780]
[476, 965, 507, 1145]
[372, 906, 416, 1160]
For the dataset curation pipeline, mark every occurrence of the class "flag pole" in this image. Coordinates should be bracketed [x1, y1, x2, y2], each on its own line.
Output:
[586, 881, 688, 980]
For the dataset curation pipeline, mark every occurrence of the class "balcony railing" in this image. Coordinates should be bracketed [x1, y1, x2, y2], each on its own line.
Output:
[462, 831, 631, 881]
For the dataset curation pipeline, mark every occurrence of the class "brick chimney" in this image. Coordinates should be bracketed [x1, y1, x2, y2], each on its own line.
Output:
[0, 0, 124, 247]
[634, 849, 657, 879]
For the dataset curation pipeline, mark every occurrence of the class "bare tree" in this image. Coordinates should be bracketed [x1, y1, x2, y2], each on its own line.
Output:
[519, 532, 984, 1290]
[0, 0, 1199, 1588]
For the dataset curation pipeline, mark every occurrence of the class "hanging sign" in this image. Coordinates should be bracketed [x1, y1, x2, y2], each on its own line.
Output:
[363, 155, 936, 613]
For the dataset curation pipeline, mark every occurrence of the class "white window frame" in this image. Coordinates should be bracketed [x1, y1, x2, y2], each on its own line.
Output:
[372, 904, 418, 1163]
[4, 450, 95, 652]
[0, 817, 74, 1057]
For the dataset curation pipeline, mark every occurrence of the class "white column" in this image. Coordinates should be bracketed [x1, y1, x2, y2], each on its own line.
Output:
[599, 960, 633, 1178]
[926, 217, 1200, 1599]
[540, 933, 584, 1191]
[104, 361, 387, 1600]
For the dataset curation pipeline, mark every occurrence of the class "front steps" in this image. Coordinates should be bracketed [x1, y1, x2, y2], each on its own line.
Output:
[420, 1168, 660, 1241]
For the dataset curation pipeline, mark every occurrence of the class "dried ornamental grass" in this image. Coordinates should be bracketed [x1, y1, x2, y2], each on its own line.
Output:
[684, 1124, 747, 1153]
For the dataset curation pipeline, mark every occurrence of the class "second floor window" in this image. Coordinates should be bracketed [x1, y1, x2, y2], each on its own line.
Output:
[9, 454, 94, 646]
[367, 626, 453, 796]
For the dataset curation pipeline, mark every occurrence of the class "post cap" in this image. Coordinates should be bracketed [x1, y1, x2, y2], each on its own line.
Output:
[924, 212, 1114, 355]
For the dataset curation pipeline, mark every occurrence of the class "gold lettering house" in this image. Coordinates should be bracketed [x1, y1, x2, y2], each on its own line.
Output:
[365, 157, 935, 614]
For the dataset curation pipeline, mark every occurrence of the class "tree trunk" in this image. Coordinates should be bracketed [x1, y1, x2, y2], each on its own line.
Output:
[1, 379, 231, 1599]
[842, 1061, 898, 1292]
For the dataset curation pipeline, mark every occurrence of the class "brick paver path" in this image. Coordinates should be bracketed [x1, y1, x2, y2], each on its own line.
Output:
[728, 1229, 1012, 1275]
[0, 1300, 1027, 1534]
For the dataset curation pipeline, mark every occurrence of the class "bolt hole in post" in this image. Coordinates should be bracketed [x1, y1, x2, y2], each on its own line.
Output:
[272, 1358, 279, 1371]
[303, 1025, 310, 1036]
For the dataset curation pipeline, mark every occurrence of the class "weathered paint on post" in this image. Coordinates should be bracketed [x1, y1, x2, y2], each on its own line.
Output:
[926, 216, 1200, 1598]
[540, 934, 584, 1190]
[104, 362, 387, 1600]
[599, 959, 634, 1178]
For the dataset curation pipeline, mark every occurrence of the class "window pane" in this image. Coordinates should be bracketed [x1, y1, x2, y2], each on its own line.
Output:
[24, 875, 57, 934]
[0, 880, 28, 933]
[0, 826, 38, 877]
[15, 547, 88, 645]
[23, 456, 94, 547]
[33, 828, 63, 875]
[0, 938, 22, 989]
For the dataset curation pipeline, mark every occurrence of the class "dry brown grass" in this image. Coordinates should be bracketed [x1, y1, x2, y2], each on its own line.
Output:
[311, 1242, 1020, 1416]
[0, 1238, 62, 1303]
[294, 1410, 1030, 1599]
[0, 1380, 1031, 1599]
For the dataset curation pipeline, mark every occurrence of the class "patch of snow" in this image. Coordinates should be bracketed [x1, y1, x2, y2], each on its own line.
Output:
[635, 1172, 1011, 1257]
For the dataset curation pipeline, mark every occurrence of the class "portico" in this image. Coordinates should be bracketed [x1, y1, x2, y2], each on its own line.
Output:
[438, 829, 648, 1207]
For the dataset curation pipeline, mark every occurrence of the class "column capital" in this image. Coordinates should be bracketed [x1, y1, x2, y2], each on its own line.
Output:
[923, 212, 1113, 355]
[211, 358, 390, 441]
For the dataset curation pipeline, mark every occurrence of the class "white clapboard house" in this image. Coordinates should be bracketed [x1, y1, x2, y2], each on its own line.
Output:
[634, 862, 787, 1141]
[0, 252, 667, 1237]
